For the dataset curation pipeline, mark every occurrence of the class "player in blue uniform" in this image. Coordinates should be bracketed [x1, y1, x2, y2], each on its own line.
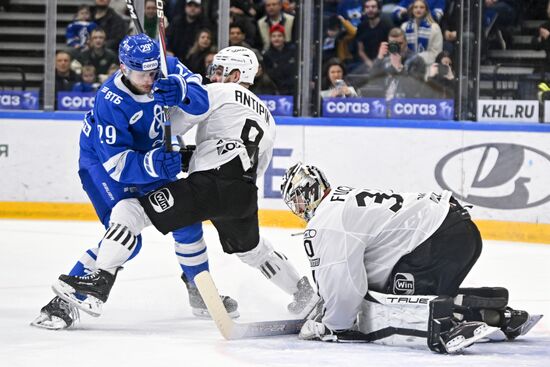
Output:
[31, 34, 237, 330]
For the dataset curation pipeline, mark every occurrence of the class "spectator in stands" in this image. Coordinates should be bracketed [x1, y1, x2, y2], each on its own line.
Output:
[356, 0, 393, 72]
[283, 0, 297, 15]
[322, 15, 358, 68]
[55, 51, 80, 92]
[400, 0, 443, 64]
[440, 0, 459, 57]
[425, 50, 455, 98]
[92, 0, 128, 53]
[66, 5, 97, 52]
[72, 65, 99, 93]
[531, 0, 550, 73]
[40, 50, 80, 108]
[320, 58, 359, 98]
[166, 0, 213, 63]
[262, 23, 298, 95]
[230, 1, 261, 49]
[482, 0, 519, 50]
[250, 56, 279, 95]
[134, 0, 169, 39]
[257, 0, 295, 52]
[368, 27, 427, 100]
[393, 0, 445, 24]
[229, 22, 260, 56]
[337, 0, 363, 28]
[186, 29, 214, 77]
[75, 28, 118, 81]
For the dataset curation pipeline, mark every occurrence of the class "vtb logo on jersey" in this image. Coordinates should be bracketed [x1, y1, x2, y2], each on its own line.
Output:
[393, 273, 415, 295]
[149, 188, 174, 213]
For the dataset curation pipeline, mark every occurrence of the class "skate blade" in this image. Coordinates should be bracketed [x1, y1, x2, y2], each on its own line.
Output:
[445, 324, 500, 353]
[30, 313, 69, 330]
[52, 281, 102, 317]
[192, 307, 240, 319]
[519, 314, 543, 336]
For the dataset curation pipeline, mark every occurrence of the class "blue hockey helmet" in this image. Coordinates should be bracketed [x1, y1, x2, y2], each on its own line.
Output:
[118, 33, 161, 72]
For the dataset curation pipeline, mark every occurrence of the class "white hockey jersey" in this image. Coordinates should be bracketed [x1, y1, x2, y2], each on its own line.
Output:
[304, 186, 451, 331]
[171, 82, 276, 179]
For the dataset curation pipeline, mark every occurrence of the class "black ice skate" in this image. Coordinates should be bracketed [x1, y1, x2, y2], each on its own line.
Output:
[30, 296, 80, 330]
[182, 273, 239, 319]
[501, 307, 543, 339]
[288, 276, 320, 317]
[52, 269, 117, 317]
[441, 321, 499, 353]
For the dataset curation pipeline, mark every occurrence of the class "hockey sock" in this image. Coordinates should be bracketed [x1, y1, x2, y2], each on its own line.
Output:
[96, 224, 138, 274]
[237, 237, 301, 295]
[68, 247, 99, 276]
[174, 237, 210, 285]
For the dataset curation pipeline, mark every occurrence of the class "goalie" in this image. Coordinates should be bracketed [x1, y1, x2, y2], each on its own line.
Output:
[280, 162, 543, 354]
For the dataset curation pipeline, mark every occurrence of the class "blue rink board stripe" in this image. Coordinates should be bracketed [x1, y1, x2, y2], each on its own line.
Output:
[1, 111, 550, 133]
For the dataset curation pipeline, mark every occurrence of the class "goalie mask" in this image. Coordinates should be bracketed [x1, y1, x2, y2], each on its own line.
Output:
[281, 163, 330, 222]
[207, 46, 259, 84]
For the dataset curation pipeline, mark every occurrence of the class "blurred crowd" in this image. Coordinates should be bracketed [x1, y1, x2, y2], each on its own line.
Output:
[49, 0, 548, 103]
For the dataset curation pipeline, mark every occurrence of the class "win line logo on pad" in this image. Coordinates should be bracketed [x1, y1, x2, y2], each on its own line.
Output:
[149, 188, 174, 213]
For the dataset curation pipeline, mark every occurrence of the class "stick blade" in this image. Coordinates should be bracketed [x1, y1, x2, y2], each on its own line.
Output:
[194, 271, 235, 340]
[194, 271, 307, 340]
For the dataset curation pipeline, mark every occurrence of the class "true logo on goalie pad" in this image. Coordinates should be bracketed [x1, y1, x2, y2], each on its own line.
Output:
[393, 273, 415, 295]
[149, 188, 174, 213]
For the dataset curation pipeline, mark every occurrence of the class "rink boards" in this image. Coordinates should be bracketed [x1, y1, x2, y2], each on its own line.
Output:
[0, 112, 549, 244]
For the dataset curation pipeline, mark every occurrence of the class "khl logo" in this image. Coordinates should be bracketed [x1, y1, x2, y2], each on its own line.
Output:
[435, 143, 550, 209]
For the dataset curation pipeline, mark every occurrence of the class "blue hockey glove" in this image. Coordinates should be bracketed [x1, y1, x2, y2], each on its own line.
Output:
[153, 74, 187, 107]
[144, 148, 182, 179]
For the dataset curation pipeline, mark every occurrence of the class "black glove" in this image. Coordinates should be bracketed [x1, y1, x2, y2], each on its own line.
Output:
[180, 145, 196, 173]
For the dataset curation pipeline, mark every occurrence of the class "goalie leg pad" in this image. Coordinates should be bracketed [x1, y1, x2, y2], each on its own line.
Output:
[359, 291, 498, 353]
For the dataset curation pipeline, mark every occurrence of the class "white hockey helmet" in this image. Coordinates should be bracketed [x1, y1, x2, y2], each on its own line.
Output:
[281, 163, 331, 222]
[208, 46, 259, 84]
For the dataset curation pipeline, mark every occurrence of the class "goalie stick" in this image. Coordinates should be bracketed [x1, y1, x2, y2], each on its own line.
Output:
[194, 271, 312, 340]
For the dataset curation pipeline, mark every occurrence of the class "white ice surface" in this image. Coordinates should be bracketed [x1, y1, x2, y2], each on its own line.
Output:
[0, 219, 549, 367]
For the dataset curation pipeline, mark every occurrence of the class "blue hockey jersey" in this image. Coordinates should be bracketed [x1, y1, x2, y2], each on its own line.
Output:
[79, 56, 209, 187]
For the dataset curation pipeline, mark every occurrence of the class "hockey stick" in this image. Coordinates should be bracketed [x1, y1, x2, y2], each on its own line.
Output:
[127, 0, 172, 151]
[155, 0, 172, 152]
[194, 271, 308, 340]
[125, 0, 144, 34]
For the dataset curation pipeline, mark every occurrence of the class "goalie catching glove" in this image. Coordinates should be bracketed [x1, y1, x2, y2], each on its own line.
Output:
[153, 74, 187, 107]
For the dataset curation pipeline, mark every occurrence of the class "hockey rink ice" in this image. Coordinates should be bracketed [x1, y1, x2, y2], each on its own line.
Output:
[1, 219, 549, 367]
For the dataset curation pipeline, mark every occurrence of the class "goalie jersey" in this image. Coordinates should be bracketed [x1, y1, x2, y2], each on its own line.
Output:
[305, 186, 452, 330]
[171, 82, 276, 179]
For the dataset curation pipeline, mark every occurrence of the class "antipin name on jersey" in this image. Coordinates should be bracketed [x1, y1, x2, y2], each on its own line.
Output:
[234, 90, 270, 123]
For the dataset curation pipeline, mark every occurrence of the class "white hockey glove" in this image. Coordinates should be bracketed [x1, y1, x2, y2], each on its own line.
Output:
[299, 320, 337, 342]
